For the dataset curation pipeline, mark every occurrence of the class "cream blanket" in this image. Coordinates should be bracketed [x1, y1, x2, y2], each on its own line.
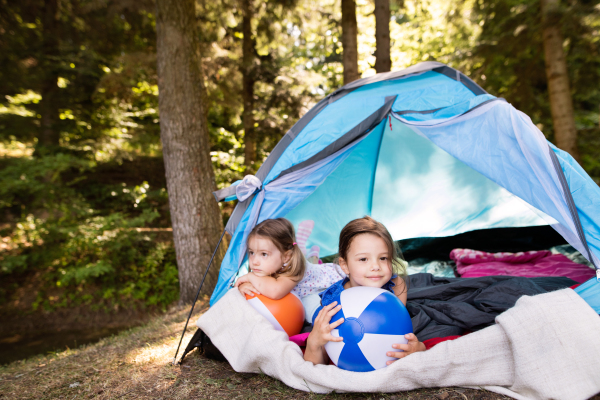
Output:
[197, 288, 600, 399]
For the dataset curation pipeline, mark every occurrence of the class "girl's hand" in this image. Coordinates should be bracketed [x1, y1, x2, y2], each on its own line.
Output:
[234, 274, 250, 288]
[386, 333, 426, 365]
[304, 302, 344, 365]
[238, 281, 260, 297]
[307, 301, 344, 349]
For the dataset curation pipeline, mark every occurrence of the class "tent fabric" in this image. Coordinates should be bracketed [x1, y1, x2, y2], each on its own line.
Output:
[212, 131, 380, 302]
[396, 100, 600, 266]
[210, 62, 600, 306]
[198, 287, 600, 399]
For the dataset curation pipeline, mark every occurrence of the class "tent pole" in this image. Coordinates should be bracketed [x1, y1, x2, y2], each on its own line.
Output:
[172, 229, 226, 365]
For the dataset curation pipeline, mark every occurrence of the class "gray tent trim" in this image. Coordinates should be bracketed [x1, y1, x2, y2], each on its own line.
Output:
[275, 96, 397, 180]
[548, 148, 598, 269]
[391, 98, 507, 126]
[213, 185, 237, 202]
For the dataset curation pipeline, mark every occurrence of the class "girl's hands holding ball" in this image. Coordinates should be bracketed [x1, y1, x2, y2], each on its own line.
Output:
[386, 333, 426, 365]
[304, 301, 344, 365]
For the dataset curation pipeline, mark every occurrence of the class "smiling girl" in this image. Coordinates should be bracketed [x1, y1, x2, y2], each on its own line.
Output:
[304, 216, 426, 365]
[235, 218, 306, 300]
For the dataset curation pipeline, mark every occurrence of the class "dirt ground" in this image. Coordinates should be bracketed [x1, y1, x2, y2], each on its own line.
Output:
[0, 302, 596, 400]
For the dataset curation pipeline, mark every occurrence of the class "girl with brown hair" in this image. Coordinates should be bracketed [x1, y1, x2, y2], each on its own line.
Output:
[303, 216, 426, 365]
[235, 218, 306, 300]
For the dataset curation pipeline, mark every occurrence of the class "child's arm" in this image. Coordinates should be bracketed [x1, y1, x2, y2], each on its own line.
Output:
[392, 276, 408, 305]
[235, 272, 298, 300]
[304, 302, 344, 365]
[386, 333, 426, 365]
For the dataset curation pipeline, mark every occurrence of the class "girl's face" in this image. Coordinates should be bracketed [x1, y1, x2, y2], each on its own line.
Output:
[339, 233, 393, 289]
[247, 235, 290, 277]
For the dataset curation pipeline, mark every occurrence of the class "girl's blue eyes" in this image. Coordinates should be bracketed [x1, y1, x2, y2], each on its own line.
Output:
[358, 257, 389, 262]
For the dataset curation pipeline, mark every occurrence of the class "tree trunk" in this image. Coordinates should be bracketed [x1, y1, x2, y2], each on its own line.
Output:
[241, 0, 256, 167]
[541, 0, 579, 161]
[38, 0, 60, 151]
[374, 0, 391, 73]
[341, 0, 360, 84]
[156, 0, 226, 304]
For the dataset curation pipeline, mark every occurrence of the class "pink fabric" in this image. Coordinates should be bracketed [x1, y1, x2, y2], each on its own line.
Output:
[450, 248, 595, 283]
[289, 332, 310, 347]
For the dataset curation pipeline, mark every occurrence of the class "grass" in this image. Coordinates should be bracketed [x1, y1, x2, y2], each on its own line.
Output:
[0, 302, 565, 400]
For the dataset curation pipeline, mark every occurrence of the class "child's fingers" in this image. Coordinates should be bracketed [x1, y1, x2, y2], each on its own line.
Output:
[329, 317, 345, 330]
[326, 334, 343, 342]
[386, 350, 408, 360]
[326, 304, 342, 318]
[405, 333, 418, 342]
[392, 343, 410, 351]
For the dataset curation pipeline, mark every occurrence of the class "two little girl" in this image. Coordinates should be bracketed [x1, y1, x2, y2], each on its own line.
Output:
[235, 216, 425, 366]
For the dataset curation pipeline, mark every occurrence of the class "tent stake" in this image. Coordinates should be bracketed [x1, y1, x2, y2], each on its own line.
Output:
[172, 229, 226, 365]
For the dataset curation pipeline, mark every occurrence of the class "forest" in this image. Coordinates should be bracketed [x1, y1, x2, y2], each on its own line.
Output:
[1, 0, 600, 364]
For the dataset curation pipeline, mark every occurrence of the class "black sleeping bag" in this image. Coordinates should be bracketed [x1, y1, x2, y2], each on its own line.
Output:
[406, 273, 577, 341]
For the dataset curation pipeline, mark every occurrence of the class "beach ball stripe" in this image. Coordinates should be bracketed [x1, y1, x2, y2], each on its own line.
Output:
[359, 333, 408, 370]
[326, 329, 344, 366]
[339, 286, 384, 318]
[247, 297, 286, 333]
[246, 293, 305, 337]
[359, 293, 413, 335]
[338, 341, 373, 372]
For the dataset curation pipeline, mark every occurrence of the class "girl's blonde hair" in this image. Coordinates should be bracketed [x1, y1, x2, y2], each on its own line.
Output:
[247, 218, 305, 282]
[338, 215, 407, 281]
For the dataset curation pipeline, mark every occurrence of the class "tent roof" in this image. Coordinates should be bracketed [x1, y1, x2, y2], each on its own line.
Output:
[222, 62, 488, 234]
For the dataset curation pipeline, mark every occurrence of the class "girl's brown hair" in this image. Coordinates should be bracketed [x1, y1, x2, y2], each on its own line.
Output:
[247, 218, 306, 281]
[338, 216, 407, 279]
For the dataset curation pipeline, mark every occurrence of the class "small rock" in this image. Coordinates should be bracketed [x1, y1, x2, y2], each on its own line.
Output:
[436, 392, 449, 400]
[390, 396, 399, 400]
[455, 389, 466, 393]
[96, 389, 104, 394]
[69, 382, 80, 388]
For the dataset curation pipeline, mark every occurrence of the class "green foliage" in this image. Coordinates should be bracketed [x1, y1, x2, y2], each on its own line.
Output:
[0, 152, 177, 312]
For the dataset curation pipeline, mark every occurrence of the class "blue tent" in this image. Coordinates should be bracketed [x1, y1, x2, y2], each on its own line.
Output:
[209, 61, 600, 311]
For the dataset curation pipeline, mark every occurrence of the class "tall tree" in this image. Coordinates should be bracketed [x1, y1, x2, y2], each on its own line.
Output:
[241, 0, 256, 167]
[38, 0, 61, 151]
[541, 0, 579, 160]
[156, 0, 225, 303]
[374, 0, 391, 73]
[341, 0, 360, 84]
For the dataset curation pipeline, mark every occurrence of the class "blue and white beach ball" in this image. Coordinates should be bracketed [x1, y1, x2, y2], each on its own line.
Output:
[324, 286, 413, 372]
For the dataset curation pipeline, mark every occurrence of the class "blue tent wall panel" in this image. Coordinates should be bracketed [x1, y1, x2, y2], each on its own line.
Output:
[263, 72, 477, 185]
[574, 278, 600, 314]
[410, 101, 600, 263]
[371, 118, 550, 241]
[284, 121, 385, 256]
[551, 144, 600, 263]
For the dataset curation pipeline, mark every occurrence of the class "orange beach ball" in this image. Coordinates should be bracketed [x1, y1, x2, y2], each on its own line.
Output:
[245, 292, 305, 337]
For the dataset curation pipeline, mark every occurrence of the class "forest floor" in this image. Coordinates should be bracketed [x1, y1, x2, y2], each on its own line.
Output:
[0, 302, 586, 400]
